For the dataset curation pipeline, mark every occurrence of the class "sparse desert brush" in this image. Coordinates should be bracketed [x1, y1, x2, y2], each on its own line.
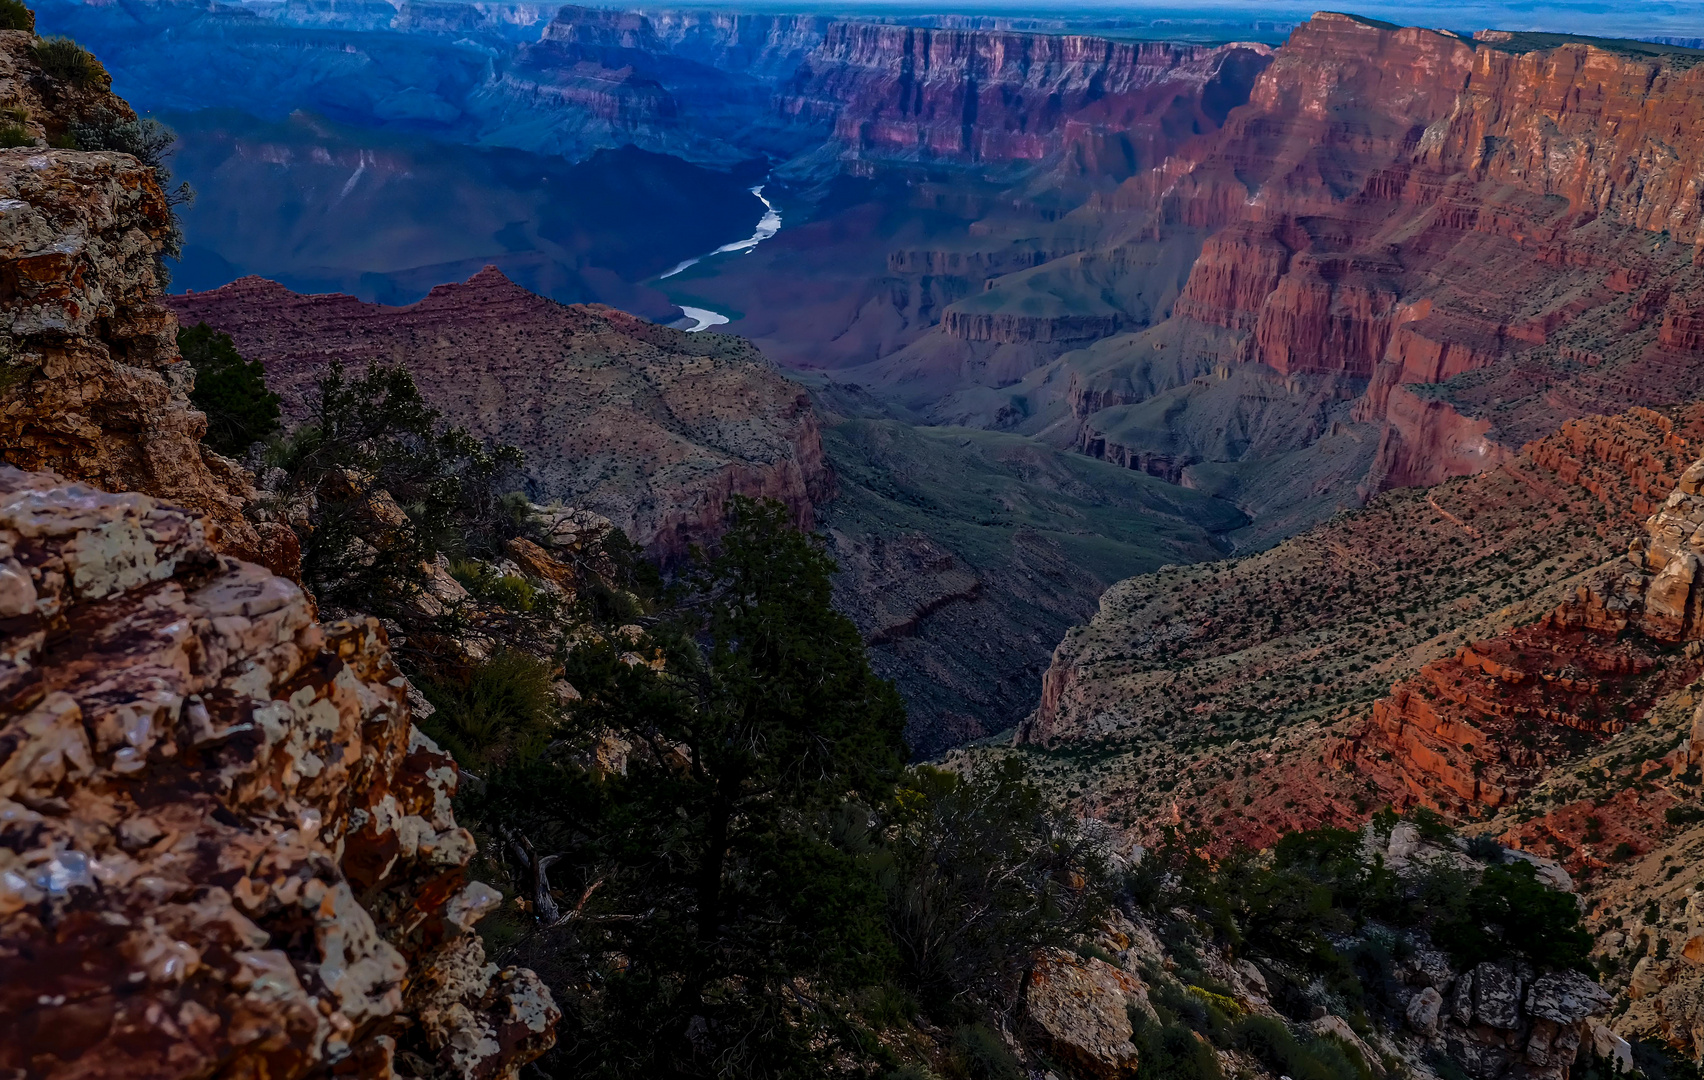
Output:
[0, 0, 33, 32]
[30, 36, 109, 90]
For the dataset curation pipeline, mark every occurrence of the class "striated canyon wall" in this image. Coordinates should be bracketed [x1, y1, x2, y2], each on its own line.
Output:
[783, 25, 1272, 172]
[1034, 14, 1704, 506]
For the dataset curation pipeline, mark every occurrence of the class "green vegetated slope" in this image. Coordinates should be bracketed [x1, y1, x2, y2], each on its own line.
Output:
[827, 419, 1246, 573]
[821, 417, 1248, 754]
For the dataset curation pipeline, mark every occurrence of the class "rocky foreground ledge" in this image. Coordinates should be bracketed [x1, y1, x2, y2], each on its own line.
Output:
[0, 468, 556, 1078]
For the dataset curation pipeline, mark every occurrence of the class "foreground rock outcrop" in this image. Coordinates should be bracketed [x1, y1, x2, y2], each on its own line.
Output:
[0, 468, 556, 1078]
[168, 269, 832, 561]
[1024, 947, 1144, 1079]
[0, 25, 279, 568]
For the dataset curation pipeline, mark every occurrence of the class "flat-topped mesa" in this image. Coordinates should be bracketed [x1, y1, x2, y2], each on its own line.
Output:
[783, 23, 1272, 171]
[0, 467, 557, 1078]
[167, 268, 833, 562]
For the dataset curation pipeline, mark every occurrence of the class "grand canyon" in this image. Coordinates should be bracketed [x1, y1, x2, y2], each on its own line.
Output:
[4, 0, 1704, 1077]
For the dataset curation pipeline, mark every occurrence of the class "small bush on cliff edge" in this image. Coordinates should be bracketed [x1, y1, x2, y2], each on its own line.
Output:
[1433, 859, 1594, 973]
[29, 37, 107, 90]
[70, 108, 193, 281]
[419, 649, 557, 775]
[0, 0, 35, 34]
[177, 322, 281, 456]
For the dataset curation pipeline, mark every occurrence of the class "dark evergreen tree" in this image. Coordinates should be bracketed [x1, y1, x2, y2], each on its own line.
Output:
[472, 498, 908, 1078]
[271, 359, 526, 616]
[177, 322, 281, 456]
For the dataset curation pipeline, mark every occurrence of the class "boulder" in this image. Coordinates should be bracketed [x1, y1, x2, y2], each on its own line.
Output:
[1472, 962, 1524, 1030]
[1025, 948, 1144, 1079]
[1525, 970, 1613, 1025]
[1407, 986, 1444, 1035]
[1450, 972, 1475, 1025]
[1589, 1021, 1634, 1073]
[1408, 946, 1456, 990]
[1310, 1014, 1386, 1076]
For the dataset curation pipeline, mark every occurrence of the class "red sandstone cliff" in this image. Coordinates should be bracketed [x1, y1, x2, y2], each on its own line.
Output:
[1063, 14, 1704, 495]
[1336, 441, 1704, 817]
[1019, 404, 1704, 842]
[167, 270, 833, 561]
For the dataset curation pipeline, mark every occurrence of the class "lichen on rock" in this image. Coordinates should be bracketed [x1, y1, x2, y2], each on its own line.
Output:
[0, 467, 556, 1078]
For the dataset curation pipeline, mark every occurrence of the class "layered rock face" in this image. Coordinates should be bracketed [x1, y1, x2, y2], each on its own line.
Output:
[0, 468, 556, 1078]
[0, 31, 283, 571]
[166, 269, 832, 562]
[1336, 454, 1704, 816]
[783, 26, 1271, 172]
[1125, 15, 1704, 492]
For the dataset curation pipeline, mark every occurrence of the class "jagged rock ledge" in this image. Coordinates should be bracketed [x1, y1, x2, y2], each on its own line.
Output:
[0, 468, 556, 1078]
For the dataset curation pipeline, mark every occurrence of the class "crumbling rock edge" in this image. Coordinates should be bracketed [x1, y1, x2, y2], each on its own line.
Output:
[0, 467, 556, 1079]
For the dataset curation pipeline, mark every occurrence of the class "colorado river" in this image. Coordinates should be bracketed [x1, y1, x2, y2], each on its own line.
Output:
[664, 183, 780, 331]
[677, 305, 730, 333]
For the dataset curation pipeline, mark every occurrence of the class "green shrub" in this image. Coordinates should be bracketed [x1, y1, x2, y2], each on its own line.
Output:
[1665, 804, 1704, 826]
[887, 760, 1109, 1016]
[1407, 806, 1453, 842]
[419, 649, 558, 773]
[1434, 860, 1593, 971]
[488, 573, 535, 612]
[69, 110, 181, 180]
[0, 0, 34, 33]
[858, 985, 918, 1028]
[270, 361, 526, 613]
[1231, 1015, 1368, 1080]
[951, 1024, 1022, 1080]
[0, 122, 29, 148]
[176, 322, 281, 456]
[1464, 834, 1506, 862]
[29, 37, 107, 89]
[450, 559, 539, 613]
[1132, 1009, 1225, 1080]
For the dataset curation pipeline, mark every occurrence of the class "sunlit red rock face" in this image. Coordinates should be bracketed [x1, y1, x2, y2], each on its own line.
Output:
[1013, 403, 1704, 849]
[784, 26, 1272, 173]
[0, 468, 556, 1079]
[1333, 449, 1704, 819]
[166, 269, 831, 562]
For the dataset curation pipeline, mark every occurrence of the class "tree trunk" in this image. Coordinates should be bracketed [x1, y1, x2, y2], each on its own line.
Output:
[504, 827, 562, 923]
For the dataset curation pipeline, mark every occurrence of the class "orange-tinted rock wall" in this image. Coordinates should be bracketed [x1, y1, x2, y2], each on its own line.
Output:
[1339, 446, 1704, 816]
